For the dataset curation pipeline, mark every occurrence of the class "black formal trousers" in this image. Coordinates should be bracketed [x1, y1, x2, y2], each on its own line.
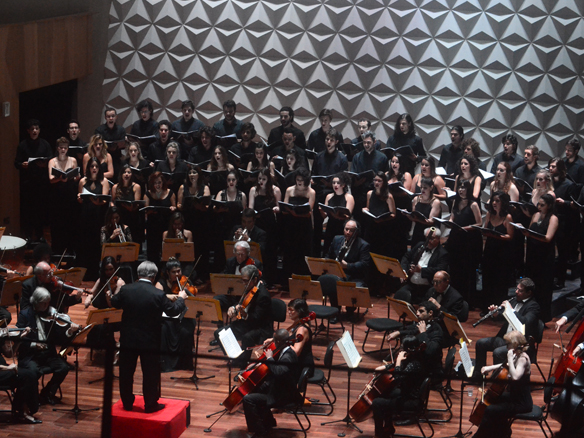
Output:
[0, 366, 39, 415]
[20, 349, 69, 397]
[118, 349, 161, 410]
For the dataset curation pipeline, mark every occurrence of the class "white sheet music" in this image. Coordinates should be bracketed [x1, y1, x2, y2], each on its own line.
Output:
[459, 341, 474, 378]
[503, 305, 525, 335]
[336, 331, 362, 369]
[218, 327, 243, 358]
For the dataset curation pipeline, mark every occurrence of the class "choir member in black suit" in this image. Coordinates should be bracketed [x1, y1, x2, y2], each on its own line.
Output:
[472, 278, 540, 379]
[110, 261, 187, 412]
[130, 99, 159, 155]
[171, 100, 204, 160]
[267, 106, 307, 150]
[147, 120, 172, 162]
[490, 133, 523, 174]
[243, 328, 303, 437]
[307, 108, 343, 153]
[397, 228, 449, 303]
[564, 138, 584, 184]
[213, 99, 243, 138]
[438, 125, 464, 177]
[514, 145, 542, 199]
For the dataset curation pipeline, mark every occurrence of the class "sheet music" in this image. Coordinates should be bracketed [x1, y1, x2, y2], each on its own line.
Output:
[218, 327, 243, 358]
[503, 305, 525, 334]
[459, 341, 474, 378]
[336, 331, 362, 369]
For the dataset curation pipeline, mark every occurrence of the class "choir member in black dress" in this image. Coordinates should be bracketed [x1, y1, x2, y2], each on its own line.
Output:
[490, 161, 520, 202]
[445, 179, 482, 303]
[321, 173, 354, 256]
[48, 137, 80, 253]
[14, 118, 53, 241]
[130, 99, 159, 156]
[100, 206, 132, 244]
[386, 113, 426, 176]
[246, 142, 275, 191]
[208, 145, 235, 195]
[156, 142, 189, 195]
[111, 164, 143, 245]
[411, 155, 446, 200]
[387, 154, 413, 191]
[83, 134, 114, 180]
[521, 193, 558, 322]
[155, 257, 197, 372]
[124, 142, 151, 190]
[77, 157, 110, 280]
[453, 154, 483, 201]
[282, 167, 315, 279]
[143, 171, 177, 263]
[387, 154, 413, 261]
[473, 331, 533, 438]
[214, 169, 248, 239]
[549, 157, 579, 290]
[479, 192, 514, 312]
[438, 125, 465, 177]
[84, 256, 125, 351]
[407, 177, 442, 247]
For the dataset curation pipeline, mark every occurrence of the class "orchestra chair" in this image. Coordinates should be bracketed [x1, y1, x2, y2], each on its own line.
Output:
[305, 340, 336, 416]
[0, 384, 14, 416]
[393, 377, 434, 438]
[278, 367, 311, 438]
[508, 377, 554, 438]
[361, 289, 410, 354]
[271, 298, 287, 330]
[40, 365, 63, 401]
[528, 320, 547, 384]
[428, 346, 456, 423]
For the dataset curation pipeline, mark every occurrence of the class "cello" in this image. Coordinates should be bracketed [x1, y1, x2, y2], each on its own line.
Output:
[468, 365, 509, 426]
[552, 317, 584, 392]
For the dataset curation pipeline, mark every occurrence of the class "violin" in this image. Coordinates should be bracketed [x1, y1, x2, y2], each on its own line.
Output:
[49, 275, 88, 296]
[171, 275, 197, 297]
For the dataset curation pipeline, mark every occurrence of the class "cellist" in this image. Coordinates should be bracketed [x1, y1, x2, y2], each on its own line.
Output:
[472, 330, 532, 438]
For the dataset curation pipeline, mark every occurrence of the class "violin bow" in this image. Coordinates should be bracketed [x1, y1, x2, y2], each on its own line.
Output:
[89, 266, 121, 308]
[56, 248, 67, 270]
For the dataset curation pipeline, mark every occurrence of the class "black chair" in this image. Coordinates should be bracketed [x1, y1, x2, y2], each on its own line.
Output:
[394, 377, 434, 438]
[306, 341, 336, 416]
[361, 289, 410, 354]
[529, 320, 546, 383]
[308, 276, 345, 338]
[428, 346, 456, 423]
[0, 385, 14, 415]
[271, 298, 287, 329]
[509, 377, 554, 437]
[279, 367, 312, 438]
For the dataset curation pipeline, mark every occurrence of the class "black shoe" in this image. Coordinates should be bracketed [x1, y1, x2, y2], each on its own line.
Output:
[14, 413, 42, 424]
[329, 317, 339, 324]
[123, 405, 134, 411]
[39, 391, 56, 406]
[209, 339, 219, 346]
[144, 403, 165, 413]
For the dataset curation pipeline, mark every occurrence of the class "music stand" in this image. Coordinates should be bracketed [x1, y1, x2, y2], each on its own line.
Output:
[86, 308, 124, 385]
[0, 278, 28, 316]
[209, 273, 246, 297]
[54, 324, 98, 422]
[224, 240, 262, 262]
[442, 312, 472, 345]
[336, 281, 372, 337]
[289, 275, 331, 335]
[172, 297, 222, 389]
[370, 252, 407, 279]
[54, 267, 87, 287]
[101, 242, 140, 265]
[305, 257, 345, 278]
[162, 239, 195, 262]
[387, 296, 418, 322]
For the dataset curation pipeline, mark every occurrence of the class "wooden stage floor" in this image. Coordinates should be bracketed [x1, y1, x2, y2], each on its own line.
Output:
[0, 284, 571, 438]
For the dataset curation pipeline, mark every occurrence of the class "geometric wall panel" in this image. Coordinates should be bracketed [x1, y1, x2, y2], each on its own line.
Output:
[104, 0, 584, 165]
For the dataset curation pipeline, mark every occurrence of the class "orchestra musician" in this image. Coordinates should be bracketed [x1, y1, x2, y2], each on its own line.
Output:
[472, 330, 532, 438]
[16, 287, 80, 406]
[555, 299, 584, 357]
[21, 262, 82, 312]
[0, 331, 41, 423]
[472, 278, 540, 380]
[25, 242, 53, 276]
[213, 265, 273, 369]
[242, 328, 303, 438]
[162, 211, 193, 242]
[100, 206, 132, 244]
[371, 336, 427, 438]
[110, 261, 187, 413]
[231, 208, 267, 257]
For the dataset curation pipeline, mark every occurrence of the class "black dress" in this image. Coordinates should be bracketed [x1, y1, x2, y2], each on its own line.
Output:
[282, 195, 312, 279]
[49, 164, 79, 253]
[115, 183, 143, 246]
[86, 278, 121, 349]
[323, 193, 347, 256]
[159, 281, 195, 372]
[145, 190, 174, 263]
[78, 180, 107, 280]
[411, 200, 433, 247]
[212, 190, 244, 272]
[254, 194, 278, 285]
[481, 220, 513, 310]
[182, 184, 211, 280]
[525, 217, 555, 322]
[391, 181, 413, 261]
[292, 323, 314, 377]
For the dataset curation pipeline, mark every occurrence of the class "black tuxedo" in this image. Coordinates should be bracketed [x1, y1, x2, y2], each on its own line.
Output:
[223, 257, 263, 275]
[474, 297, 541, 376]
[425, 285, 467, 322]
[216, 257, 264, 315]
[243, 346, 302, 435]
[398, 320, 443, 372]
[229, 225, 268, 256]
[110, 278, 186, 410]
[397, 244, 449, 303]
[561, 299, 584, 324]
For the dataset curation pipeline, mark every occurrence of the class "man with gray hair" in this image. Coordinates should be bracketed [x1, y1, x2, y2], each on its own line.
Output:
[111, 261, 188, 413]
[17, 287, 80, 406]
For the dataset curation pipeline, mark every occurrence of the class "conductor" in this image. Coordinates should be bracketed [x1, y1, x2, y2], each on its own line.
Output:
[110, 261, 188, 413]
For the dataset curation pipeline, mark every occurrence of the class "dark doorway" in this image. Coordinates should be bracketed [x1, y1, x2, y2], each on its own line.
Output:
[19, 79, 78, 149]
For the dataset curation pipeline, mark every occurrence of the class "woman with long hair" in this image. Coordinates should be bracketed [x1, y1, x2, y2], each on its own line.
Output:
[83, 134, 114, 180]
[111, 164, 143, 245]
[453, 154, 483, 200]
[411, 155, 446, 200]
[143, 171, 177, 262]
[407, 177, 442, 247]
[321, 173, 354, 255]
[386, 154, 414, 259]
[123, 141, 151, 190]
[386, 154, 413, 191]
[156, 142, 189, 195]
[162, 211, 193, 242]
[386, 113, 426, 175]
[101, 206, 132, 244]
[490, 161, 519, 202]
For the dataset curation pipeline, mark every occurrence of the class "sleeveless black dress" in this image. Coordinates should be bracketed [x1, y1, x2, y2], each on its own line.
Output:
[78, 179, 107, 280]
[323, 193, 347, 256]
[411, 200, 433, 247]
[145, 190, 174, 263]
[526, 217, 555, 322]
[283, 195, 312, 279]
[481, 220, 513, 310]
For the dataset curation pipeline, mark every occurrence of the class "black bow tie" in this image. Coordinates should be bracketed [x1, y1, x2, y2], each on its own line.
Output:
[424, 247, 433, 253]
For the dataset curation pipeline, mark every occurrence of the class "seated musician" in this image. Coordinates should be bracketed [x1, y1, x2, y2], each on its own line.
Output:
[371, 336, 427, 438]
[16, 287, 80, 405]
[213, 265, 273, 369]
[472, 330, 532, 438]
[155, 257, 197, 372]
[473, 277, 540, 380]
[386, 300, 443, 372]
[242, 328, 303, 438]
[319, 219, 370, 323]
[21, 262, 83, 312]
[0, 331, 41, 423]
[396, 228, 449, 304]
[231, 208, 267, 257]
[556, 299, 584, 357]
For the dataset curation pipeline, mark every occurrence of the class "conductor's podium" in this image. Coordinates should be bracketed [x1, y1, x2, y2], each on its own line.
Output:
[112, 396, 190, 438]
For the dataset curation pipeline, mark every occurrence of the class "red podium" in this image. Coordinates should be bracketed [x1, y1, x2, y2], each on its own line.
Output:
[112, 396, 190, 438]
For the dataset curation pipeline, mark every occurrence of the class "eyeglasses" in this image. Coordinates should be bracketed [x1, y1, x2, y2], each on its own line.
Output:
[432, 280, 443, 285]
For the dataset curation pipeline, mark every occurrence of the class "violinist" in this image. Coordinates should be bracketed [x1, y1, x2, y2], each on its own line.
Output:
[472, 330, 532, 438]
[242, 328, 303, 438]
[371, 336, 426, 438]
[101, 206, 132, 244]
[20, 262, 82, 312]
[155, 257, 197, 372]
[472, 278, 540, 380]
[0, 331, 41, 423]
[16, 287, 80, 406]
[213, 265, 273, 369]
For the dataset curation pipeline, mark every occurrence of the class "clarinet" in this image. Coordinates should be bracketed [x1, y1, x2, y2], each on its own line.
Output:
[336, 230, 357, 263]
[408, 227, 436, 275]
[473, 297, 517, 328]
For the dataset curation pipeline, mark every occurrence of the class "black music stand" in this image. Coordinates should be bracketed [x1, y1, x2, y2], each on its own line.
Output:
[172, 297, 222, 389]
[337, 281, 372, 336]
[86, 308, 124, 385]
[54, 324, 98, 422]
